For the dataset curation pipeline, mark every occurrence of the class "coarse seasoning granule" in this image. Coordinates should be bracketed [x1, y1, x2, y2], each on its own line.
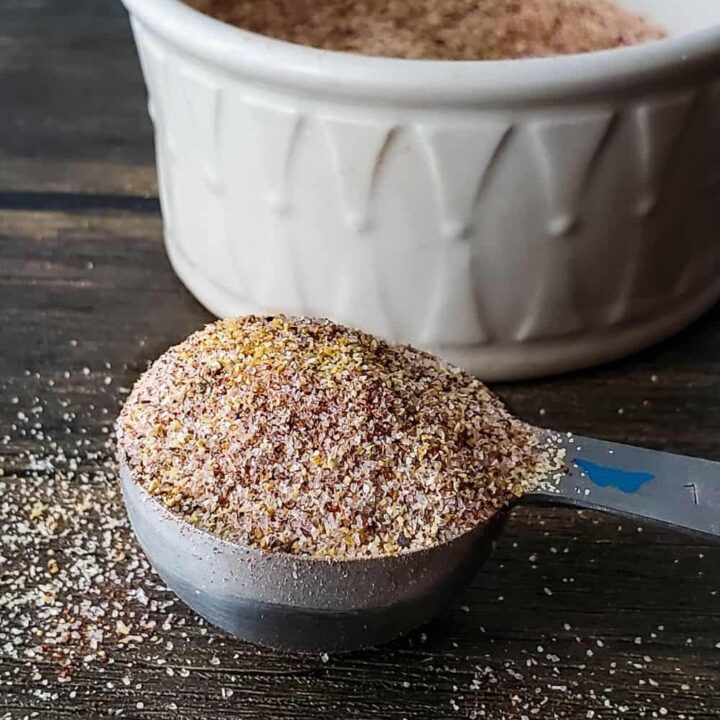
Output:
[117, 316, 564, 559]
[185, 0, 666, 61]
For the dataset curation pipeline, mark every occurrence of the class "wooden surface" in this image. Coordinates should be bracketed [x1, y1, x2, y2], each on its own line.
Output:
[2, 2, 720, 719]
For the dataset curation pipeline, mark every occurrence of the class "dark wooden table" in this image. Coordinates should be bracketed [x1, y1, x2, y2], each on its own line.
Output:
[2, 2, 720, 718]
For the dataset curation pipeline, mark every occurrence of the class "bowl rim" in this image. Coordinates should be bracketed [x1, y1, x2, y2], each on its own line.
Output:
[122, 0, 720, 105]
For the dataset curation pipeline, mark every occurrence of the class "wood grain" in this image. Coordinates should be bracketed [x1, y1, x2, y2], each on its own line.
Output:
[2, 208, 720, 719]
[0, 0, 156, 197]
[3, 1, 720, 717]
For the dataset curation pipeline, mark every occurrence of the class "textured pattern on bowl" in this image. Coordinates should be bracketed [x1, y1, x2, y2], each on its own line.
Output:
[122, 0, 720, 379]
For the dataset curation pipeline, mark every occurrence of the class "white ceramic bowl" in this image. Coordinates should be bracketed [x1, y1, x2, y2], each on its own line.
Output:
[122, 0, 720, 379]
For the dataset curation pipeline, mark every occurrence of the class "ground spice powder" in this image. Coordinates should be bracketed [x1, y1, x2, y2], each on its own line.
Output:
[117, 316, 563, 559]
[186, 0, 665, 61]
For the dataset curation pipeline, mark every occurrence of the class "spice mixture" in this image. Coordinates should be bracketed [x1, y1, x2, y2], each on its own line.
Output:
[117, 316, 563, 559]
[185, 0, 666, 61]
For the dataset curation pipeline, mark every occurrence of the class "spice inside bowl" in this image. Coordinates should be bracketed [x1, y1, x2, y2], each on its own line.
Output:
[117, 316, 563, 559]
[186, 0, 666, 59]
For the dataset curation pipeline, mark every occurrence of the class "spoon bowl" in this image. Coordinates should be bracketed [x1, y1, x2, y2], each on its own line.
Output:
[122, 431, 720, 651]
[121, 465, 506, 652]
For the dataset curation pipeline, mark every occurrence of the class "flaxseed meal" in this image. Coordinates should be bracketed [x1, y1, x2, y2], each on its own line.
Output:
[117, 316, 563, 559]
[185, 0, 665, 61]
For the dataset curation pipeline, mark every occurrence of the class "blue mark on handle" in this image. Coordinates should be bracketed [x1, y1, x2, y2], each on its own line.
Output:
[573, 458, 654, 494]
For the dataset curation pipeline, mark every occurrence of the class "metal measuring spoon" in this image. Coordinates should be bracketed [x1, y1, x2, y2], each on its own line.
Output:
[121, 433, 720, 653]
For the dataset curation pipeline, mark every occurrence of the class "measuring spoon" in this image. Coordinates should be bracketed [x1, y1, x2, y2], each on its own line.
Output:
[121, 433, 720, 652]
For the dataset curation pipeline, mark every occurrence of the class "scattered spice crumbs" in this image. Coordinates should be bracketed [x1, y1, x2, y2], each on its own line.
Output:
[0, 368, 180, 683]
[117, 316, 564, 558]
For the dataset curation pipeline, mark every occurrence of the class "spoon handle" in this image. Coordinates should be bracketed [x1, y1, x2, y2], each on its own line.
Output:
[525, 435, 720, 540]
